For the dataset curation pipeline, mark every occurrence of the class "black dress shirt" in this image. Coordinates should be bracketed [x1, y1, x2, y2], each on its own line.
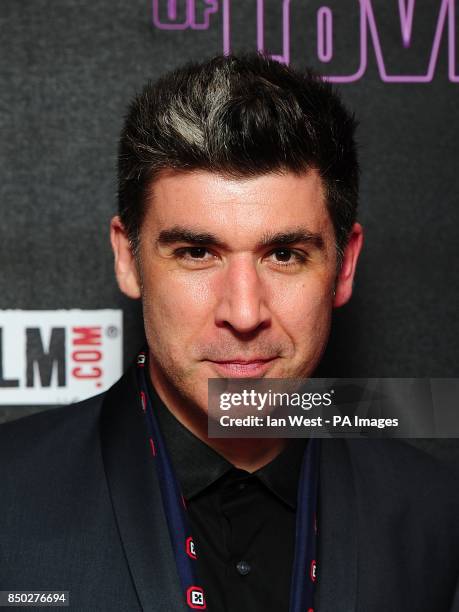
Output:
[148, 379, 307, 612]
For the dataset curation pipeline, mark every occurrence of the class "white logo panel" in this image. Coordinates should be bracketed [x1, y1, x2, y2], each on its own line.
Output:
[0, 310, 123, 405]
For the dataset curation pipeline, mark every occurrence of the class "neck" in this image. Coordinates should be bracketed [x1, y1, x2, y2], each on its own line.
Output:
[148, 364, 286, 472]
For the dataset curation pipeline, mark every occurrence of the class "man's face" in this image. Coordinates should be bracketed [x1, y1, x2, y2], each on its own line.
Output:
[112, 169, 362, 414]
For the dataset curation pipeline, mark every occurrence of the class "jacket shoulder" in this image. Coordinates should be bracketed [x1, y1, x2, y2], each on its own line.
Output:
[0, 392, 106, 466]
[344, 438, 459, 522]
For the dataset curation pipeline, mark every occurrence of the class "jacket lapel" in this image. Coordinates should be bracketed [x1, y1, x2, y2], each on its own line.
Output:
[315, 438, 358, 612]
[100, 366, 187, 612]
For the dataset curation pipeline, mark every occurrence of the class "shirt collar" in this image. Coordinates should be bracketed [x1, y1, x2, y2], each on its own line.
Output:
[147, 374, 307, 509]
[253, 436, 308, 509]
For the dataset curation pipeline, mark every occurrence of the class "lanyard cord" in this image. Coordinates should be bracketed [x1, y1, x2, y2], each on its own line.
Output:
[135, 350, 320, 611]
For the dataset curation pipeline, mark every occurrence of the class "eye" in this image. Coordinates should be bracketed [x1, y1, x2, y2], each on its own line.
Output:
[267, 248, 308, 266]
[173, 246, 216, 263]
[183, 247, 208, 259]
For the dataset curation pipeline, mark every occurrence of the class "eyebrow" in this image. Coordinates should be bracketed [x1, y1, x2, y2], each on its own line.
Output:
[156, 226, 325, 251]
[157, 227, 227, 248]
[259, 229, 325, 250]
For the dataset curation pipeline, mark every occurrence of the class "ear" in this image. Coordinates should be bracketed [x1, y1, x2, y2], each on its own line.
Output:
[110, 216, 141, 299]
[333, 222, 364, 308]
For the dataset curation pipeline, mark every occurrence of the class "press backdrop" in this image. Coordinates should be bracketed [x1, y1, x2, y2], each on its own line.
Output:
[1, 0, 458, 449]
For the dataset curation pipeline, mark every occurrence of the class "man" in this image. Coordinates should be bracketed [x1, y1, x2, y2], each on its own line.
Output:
[1, 54, 458, 611]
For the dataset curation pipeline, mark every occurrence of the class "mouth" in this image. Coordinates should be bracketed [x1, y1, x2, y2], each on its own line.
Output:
[206, 358, 277, 378]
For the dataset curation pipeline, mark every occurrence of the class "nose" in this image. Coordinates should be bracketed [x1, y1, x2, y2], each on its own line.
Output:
[214, 255, 271, 335]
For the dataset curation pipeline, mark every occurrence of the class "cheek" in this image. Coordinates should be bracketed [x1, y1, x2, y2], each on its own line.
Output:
[270, 277, 333, 347]
[141, 270, 215, 341]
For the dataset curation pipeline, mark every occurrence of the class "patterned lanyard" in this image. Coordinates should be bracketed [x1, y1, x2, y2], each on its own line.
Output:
[135, 350, 320, 611]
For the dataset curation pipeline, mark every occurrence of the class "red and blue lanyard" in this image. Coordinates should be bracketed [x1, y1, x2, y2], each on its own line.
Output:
[136, 350, 320, 611]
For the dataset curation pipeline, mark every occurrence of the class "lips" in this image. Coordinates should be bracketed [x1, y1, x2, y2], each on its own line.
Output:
[207, 358, 276, 377]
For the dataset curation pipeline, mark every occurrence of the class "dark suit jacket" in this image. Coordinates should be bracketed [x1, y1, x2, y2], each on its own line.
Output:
[1, 365, 459, 611]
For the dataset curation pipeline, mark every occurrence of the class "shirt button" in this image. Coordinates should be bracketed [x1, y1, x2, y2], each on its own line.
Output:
[236, 560, 251, 575]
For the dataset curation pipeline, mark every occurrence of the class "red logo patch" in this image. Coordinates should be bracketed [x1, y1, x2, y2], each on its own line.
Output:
[186, 536, 197, 559]
[310, 559, 317, 583]
[186, 586, 206, 609]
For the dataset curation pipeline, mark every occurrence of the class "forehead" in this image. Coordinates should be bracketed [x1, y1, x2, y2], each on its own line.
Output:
[142, 169, 333, 244]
